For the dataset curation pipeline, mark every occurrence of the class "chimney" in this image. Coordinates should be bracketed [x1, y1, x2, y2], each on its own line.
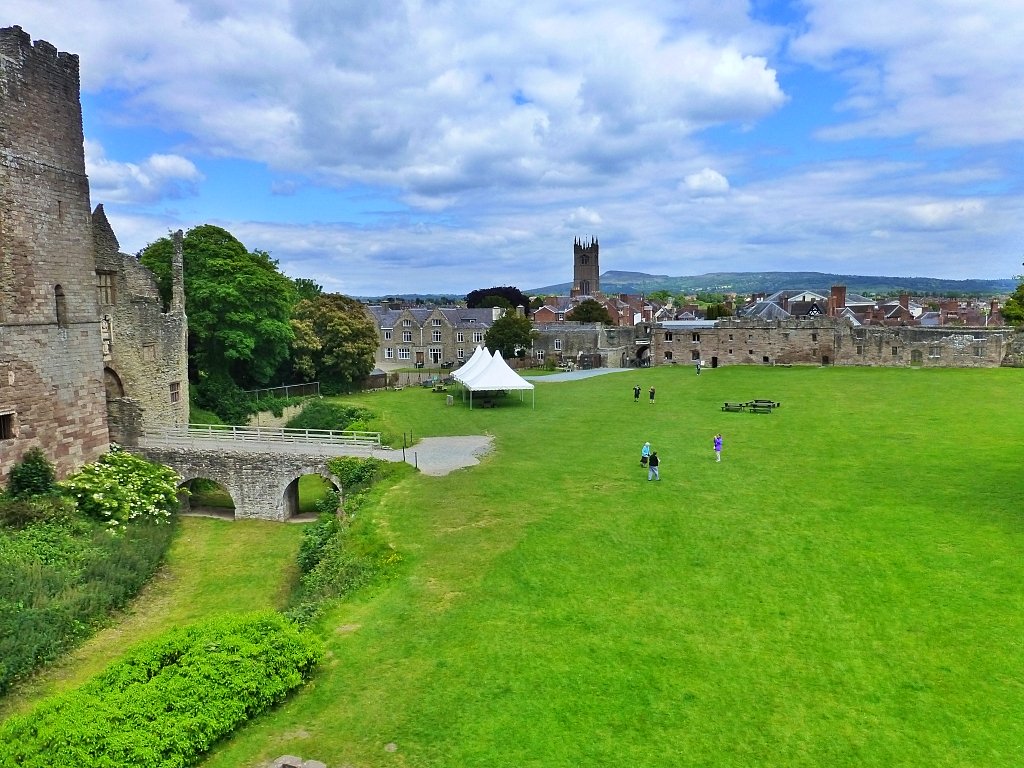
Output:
[899, 293, 909, 312]
[991, 298, 999, 315]
[171, 229, 185, 313]
[516, 304, 525, 317]
[830, 285, 846, 317]
[492, 305, 503, 321]
[545, 295, 558, 307]
[780, 295, 789, 312]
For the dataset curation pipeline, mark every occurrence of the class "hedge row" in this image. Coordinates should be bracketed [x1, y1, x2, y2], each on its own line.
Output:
[0, 612, 322, 768]
[0, 515, 175, 694]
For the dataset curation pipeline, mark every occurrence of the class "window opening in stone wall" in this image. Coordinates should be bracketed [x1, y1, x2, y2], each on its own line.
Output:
[762, 356, 769, 363]
[665, 332, 673, 342]
[554, 339, 562, 350]
[892, 346, 899, 356]
[169, 381, 181, 404]
[665, 351, 673, 360]
[457, 331, 464, 343]
[57, 200, 64, 222]
[692, 333, 700, 342]
[457, 348, 464, 359]
[929, 345, 941, 358]
[473, 332, 483, 343]
[692, 350, 701, 360]
[403, 319, 412, 327]
[383, 329, 392, 340]
[402, 331, 412, 343]
[431, 330, 442, 342]
[973, 344, 985, 357]
[857, 345, 864, 355]
[384, 347, 393, 359]
[0, 413, 15, 440]
[398, 348, 411, 360]
[54, 285, 68, 328]
[97, 272, 115, 305]
[811, 332, 818, 342]
[432, 318, 442, 326]
[536, 349, 545, 360]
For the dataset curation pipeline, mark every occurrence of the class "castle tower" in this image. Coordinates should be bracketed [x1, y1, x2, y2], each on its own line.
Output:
[571, 236, 600, 297]
[0, 26, 109, 482]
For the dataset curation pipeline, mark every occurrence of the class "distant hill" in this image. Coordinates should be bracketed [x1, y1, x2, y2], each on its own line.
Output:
[527, 271, 1019, 298]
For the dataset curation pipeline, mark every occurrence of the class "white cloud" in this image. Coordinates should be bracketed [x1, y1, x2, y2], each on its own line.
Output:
[85, 140, 203, 204]
[683, 168, 731, 197]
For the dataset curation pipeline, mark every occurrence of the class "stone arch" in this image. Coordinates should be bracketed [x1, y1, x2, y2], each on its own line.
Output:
[176, 470, 240, 518]
[104, 367, 125, 399]
[634, 346, 651, 367]
[278, 466, 344, 520]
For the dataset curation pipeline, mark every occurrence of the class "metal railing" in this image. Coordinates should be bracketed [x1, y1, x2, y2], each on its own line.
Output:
[243, 382, 321, 401]
[144, 423, 381, 448]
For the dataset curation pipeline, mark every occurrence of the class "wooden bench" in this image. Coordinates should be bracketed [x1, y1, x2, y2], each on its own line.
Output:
[722, 402, 747, 412]
[751, 399, 780, 409]
[749, 403, 773, 414]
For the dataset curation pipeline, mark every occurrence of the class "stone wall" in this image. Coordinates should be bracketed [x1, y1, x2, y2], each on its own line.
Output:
[1, 26, 109, 483]
[649, 317, 1019, 369]
[93, 206, 189, 439]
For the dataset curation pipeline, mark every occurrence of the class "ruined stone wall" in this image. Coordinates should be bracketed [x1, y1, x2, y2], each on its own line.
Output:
[649, 317, 1016, 369]
[1, 26, 108, 483]
[93, 207, 189, 439]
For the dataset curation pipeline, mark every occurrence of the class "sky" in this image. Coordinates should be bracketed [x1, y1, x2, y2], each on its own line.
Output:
[6, 1, 1024, 296]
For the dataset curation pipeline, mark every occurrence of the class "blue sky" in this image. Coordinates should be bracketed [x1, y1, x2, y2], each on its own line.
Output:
[7, 1, 1024, 295]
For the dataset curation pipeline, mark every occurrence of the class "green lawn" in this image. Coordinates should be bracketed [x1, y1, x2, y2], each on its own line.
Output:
[7, 366, 1024, 766]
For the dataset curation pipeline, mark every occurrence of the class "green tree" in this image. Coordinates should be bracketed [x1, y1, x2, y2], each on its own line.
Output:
[647, 289, 672, 304]
[292, 277, 324, 304]
[1002, 277, 1024, 325]
[484, 313, 537, 359]
[466, 286, 531, 312]
[566, 298, 613, 323]
[139, 225, 295, 391]
[290, 294, 378, 393]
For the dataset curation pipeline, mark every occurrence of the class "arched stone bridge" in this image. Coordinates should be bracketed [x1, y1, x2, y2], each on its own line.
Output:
[139, 445, 348, 521]
[134, 429, 494, 521]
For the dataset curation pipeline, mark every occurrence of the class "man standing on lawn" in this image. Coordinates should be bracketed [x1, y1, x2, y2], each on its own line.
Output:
[714, 433, 722, 462]
[648, 451, 660, 481]
[634, 384, 641, 402]
[649, 386, 656, 404]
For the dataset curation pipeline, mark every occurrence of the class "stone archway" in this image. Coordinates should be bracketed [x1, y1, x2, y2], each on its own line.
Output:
[104, 367, 125, 399]
[279, 469, 344, 520]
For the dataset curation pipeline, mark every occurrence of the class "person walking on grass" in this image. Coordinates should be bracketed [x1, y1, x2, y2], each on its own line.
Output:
[649, 386, 656, 404]
[695, 361, 701, 376]
[634, 384, 641, 403]
[641, 441, 651, 467]
[714, 433, 722, 462]
[648, 451, 660, 481]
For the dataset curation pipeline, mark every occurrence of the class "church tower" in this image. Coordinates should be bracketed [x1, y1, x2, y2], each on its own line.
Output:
[571, 237, 600, 297]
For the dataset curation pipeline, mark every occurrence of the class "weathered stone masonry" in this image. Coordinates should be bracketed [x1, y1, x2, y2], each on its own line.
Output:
[1, 26, 108, 481]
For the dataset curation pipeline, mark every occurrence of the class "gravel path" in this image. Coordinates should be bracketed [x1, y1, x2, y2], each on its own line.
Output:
[533, 367, 632, 383]
[396, 435, 494, 476]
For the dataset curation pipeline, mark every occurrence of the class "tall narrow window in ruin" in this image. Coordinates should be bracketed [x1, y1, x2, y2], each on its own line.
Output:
[169, 381, 181, 404]
[54, 285, 68, 328]
[97, 272, 115, 305]
[0, 413, 15, 440]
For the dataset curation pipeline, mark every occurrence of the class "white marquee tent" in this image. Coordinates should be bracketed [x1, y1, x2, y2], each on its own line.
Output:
[451, 345, 490, 384]
[455, 348, 535, 409]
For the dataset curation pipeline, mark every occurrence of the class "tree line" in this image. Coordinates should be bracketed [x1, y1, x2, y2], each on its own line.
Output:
[140, 225, 378, 423]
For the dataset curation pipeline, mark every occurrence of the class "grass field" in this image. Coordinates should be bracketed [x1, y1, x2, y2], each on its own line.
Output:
[6, 365, 1024, 766]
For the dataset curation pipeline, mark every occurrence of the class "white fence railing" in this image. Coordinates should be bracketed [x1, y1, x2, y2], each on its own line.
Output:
[145, 424, 381, 448]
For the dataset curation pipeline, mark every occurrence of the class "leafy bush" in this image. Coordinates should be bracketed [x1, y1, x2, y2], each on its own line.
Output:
[5, 447, 56, 499]
[0, 612, 322, 767]
[327, 456, 384, 491]
[0, 516, 174, 693]
[286, 400, 372, 432]
[59, 449, 181, 532]
[0, 493, 74, 529]
[193, 373, 255, 425]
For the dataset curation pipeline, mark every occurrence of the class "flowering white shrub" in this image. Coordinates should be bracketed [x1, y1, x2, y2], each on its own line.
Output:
[60, 448, 182, 531]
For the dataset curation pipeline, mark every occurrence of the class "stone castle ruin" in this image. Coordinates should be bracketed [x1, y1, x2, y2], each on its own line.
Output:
[0, 26, 188, 485]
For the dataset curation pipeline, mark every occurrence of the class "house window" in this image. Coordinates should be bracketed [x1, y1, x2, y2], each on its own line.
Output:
[557, 313, 564, 321]
[929, 345, 941, 358]
[728, 334, 734, 340]
[432, 318, 442, 326]
[143, 344, 156, 362]
[457, 348, 465, 359]
[891, 346, 899, 356]
[457, 331, 465, 343]
[403, 319, 412, 327]
[473, 332, 483, 343]
[402, 331, 412, 343]
[728, 349, 733, 355]
[432, 330, 442, 342]
[536, 349, 545, 360]
[665, 332, 673, 342]
[811, 332, 818, 342]
[0, 412, 15, 440]
[398, 348, 411, 360]
[554, 339, 562, 350]
[97, 272, 116, 305]
[384, 329, 392, 340]
[429, 347, 443, 363]
[169, 382, 181, 404]
[384, 347, 394, 359]
[692, 333, 700, 342]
